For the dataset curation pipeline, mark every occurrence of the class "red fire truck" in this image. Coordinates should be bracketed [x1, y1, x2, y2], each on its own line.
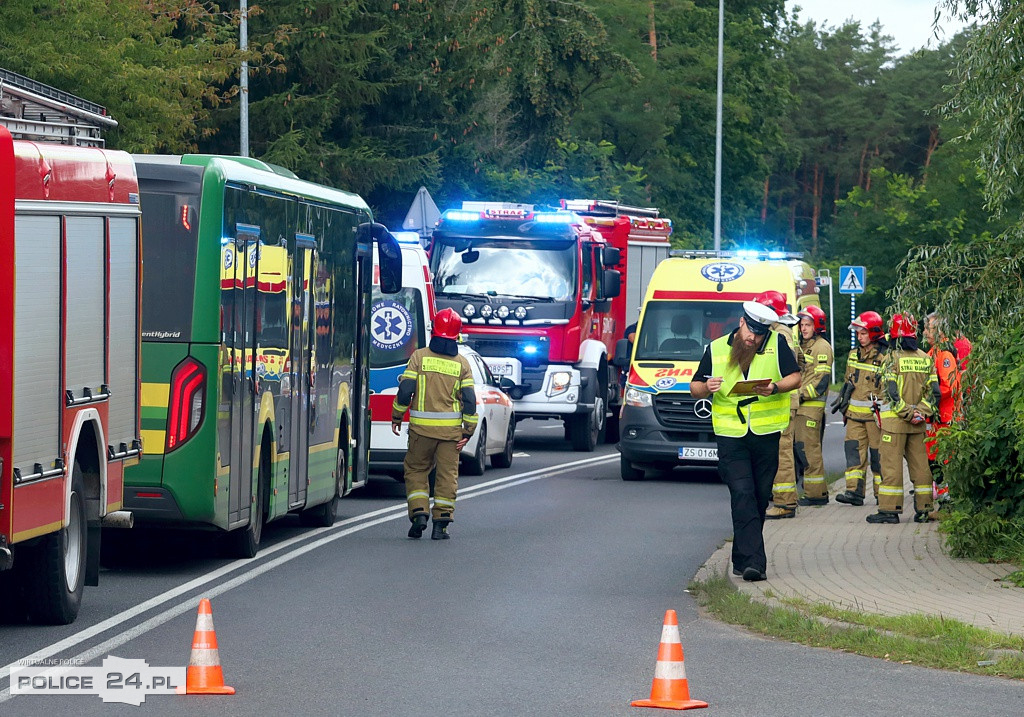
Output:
[429, 200, 671, 450]
[0, 69, 140, 624]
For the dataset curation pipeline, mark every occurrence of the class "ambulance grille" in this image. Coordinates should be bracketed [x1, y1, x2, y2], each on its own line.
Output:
[653, 395, 709, 429]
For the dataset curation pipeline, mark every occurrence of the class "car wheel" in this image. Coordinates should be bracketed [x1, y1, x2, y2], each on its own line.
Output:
[462, 423, 487, 476]
[491, 420, 515, 469]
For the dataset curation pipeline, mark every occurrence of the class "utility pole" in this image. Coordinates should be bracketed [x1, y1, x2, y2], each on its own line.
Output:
[713, 0, 724, 253]
[240, 0, 249, 157]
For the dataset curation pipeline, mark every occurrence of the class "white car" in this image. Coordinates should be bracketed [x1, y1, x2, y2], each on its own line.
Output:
[459, 344, 516, 475]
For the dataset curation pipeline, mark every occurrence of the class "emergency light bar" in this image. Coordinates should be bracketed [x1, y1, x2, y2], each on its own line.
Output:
[669, 249, 804, 261]
[391, 230, 422, 244]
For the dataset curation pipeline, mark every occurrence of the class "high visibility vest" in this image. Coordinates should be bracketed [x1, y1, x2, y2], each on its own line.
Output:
[709, 333, 789, 437]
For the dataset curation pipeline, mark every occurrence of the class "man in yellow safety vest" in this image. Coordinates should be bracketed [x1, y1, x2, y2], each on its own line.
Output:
[690, 301, 801, 581]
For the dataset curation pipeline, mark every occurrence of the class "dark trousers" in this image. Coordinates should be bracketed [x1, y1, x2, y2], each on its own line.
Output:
[716, 432, 781, 573]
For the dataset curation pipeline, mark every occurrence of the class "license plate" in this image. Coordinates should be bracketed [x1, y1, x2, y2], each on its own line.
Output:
[489, 363, 514, 376]
[679, 446, 718, 461]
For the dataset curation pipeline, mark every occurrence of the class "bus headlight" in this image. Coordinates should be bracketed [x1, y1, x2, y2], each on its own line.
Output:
[625, 388, 652, 407]
[548, 371, 572, 396]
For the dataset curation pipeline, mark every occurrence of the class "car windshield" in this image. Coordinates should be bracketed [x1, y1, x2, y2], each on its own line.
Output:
[635, 301, 741, 361]
[432, 237, 577, 302]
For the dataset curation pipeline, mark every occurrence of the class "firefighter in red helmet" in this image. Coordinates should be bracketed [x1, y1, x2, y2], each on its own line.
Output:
[832, 311, 888, 506]
[755, 292, 803, 519]
[867, 314, 940, 524]
[392, 308, 478, 539]
[794, 305, 833, 506]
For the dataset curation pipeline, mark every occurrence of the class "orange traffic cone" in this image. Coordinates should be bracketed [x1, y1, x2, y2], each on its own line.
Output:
[176, 598, 236, 695]
[631, 609, 707, 710]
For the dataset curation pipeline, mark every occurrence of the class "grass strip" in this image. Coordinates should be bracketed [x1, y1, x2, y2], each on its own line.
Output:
[689, 573, 1024, 680]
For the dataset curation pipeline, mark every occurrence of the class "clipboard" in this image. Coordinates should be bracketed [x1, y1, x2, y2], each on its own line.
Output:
[728, 378, 771, 396]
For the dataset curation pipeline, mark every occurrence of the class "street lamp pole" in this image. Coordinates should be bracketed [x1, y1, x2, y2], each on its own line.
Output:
[713, 0, 724, 253]
[240, 0, 249, 157]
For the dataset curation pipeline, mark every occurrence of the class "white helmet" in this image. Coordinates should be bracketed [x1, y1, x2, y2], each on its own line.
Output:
[741, 300, 780, 335]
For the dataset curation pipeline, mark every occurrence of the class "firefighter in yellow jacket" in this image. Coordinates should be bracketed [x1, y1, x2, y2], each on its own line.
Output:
[832, 311, 887, 506]
[755, 291, 803, 520]
[867, 314, 940, 524]
[392, 308, 478, 540]
[795, 305, 833, 505]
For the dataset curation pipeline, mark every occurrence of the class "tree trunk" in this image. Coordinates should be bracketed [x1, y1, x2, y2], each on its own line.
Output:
[923, 126, 940, 182]
[648, 2, 657, 61]
[761, 176, 770, 223]
[858, 141, 868, 189]
[833, 170, 840, 215]
[811, 162, 822, 253]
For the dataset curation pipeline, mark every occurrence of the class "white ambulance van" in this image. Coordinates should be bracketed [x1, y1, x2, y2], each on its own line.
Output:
[369, 234, 435, 476]
[615, 251, 821, 480]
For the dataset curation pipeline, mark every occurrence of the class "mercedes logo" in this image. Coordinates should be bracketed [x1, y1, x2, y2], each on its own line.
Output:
[693, 399, 713, 419]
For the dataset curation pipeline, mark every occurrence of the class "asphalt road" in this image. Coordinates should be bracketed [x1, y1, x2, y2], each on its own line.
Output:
[2, 419, 1022, 715]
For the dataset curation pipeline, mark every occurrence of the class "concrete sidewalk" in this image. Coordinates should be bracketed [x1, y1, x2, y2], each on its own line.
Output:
[696, 480, 1024, 637]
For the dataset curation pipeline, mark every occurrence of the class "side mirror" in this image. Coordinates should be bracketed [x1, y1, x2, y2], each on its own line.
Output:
[602, 246, 621, 267]
[602, 269, 621, 299]
[498, 377, 515, 392]
[358, 222, 403, 294]
[610, 338, 632, 368]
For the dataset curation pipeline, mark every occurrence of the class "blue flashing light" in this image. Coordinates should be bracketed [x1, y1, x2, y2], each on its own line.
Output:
[734, 249, 759, 260]
[534, 212, 574, 224]
[443, 210, 482, 222]
[767, 251, 786, 260]
[391, 231, 421, 244]
[522, 344, 539, 355]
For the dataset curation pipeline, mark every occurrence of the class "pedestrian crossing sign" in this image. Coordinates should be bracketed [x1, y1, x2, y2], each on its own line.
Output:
[839, 265, 866, 294]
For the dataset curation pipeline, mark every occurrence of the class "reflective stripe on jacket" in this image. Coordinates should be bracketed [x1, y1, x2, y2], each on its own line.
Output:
[709, 333, 789, 437]
[798, 335, 833, 414]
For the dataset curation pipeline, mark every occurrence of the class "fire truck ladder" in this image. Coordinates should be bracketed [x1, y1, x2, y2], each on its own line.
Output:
[0, 67, 116, 147]
[562, 200, 662, 218]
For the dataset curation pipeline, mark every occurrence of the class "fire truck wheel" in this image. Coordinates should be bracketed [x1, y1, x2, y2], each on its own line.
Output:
[569, 375, 606, 452]
[462, 423, 487, 476]
[491, 420, 515, 469]
[26, 466, 86, 625]
[228, 446, 268, 558]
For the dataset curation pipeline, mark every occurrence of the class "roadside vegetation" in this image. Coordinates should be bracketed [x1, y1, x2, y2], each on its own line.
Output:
[690, 574, 1024, 679]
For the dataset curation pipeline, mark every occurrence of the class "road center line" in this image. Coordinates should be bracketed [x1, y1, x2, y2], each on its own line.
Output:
[0, 453, 616, 691]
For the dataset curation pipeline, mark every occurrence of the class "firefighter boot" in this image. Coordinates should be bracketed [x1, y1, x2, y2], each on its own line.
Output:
[408, 513, 428, 539]
[865, 511, 900, 524]
[431, 519, 451, 540]
[835, 491, 865, 506]
[765, 505, 796, 520]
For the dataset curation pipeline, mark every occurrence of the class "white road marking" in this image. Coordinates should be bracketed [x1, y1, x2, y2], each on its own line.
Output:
[0, 453, 616, 699]
[513, 452, 530, 457]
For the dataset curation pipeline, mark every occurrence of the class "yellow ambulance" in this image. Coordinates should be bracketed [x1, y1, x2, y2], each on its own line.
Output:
[615, 250, 821, 480]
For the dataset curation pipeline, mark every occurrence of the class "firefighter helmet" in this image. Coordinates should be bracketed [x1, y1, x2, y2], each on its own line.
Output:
[754, 290, 797, 325]
[432, 308, 463, 340]
[797, 305, 827, 334]
[850, 311, 884, 342]
[889, 313, 917, 339]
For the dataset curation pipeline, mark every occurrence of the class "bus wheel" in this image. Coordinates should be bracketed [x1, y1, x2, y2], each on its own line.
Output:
[228, 450, 268, 559]
[26, 465, 86, 625]
[300, 450, 342, 528]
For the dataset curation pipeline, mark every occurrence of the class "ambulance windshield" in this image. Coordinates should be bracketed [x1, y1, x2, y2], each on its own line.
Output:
[369, 287, 426, 369]
[635, 301, 739, 361]
[431, 237, 577, 302]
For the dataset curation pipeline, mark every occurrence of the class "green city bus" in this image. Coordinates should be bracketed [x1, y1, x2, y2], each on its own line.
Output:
[124, 155, 400, 556]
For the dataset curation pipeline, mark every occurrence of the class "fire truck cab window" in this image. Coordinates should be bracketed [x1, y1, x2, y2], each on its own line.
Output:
[635, 301, 739, 361]
[432, 237, 577, 302]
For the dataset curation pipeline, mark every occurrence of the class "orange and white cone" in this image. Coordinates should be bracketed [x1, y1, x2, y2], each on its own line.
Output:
[631, 609, 707, 710]
[176, 598, 235, 695]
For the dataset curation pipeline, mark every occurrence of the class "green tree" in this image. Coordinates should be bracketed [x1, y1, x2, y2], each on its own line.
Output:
[0, 0, 244, 152]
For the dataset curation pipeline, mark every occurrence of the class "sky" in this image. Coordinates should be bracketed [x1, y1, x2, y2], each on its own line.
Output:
[785, 0, 971, 55]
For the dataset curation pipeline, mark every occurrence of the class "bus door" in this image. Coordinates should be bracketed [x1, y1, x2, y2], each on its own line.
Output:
[352, 238, 373, 486]
[224, 223, 260, 526]
[288, 234, 316, 506]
